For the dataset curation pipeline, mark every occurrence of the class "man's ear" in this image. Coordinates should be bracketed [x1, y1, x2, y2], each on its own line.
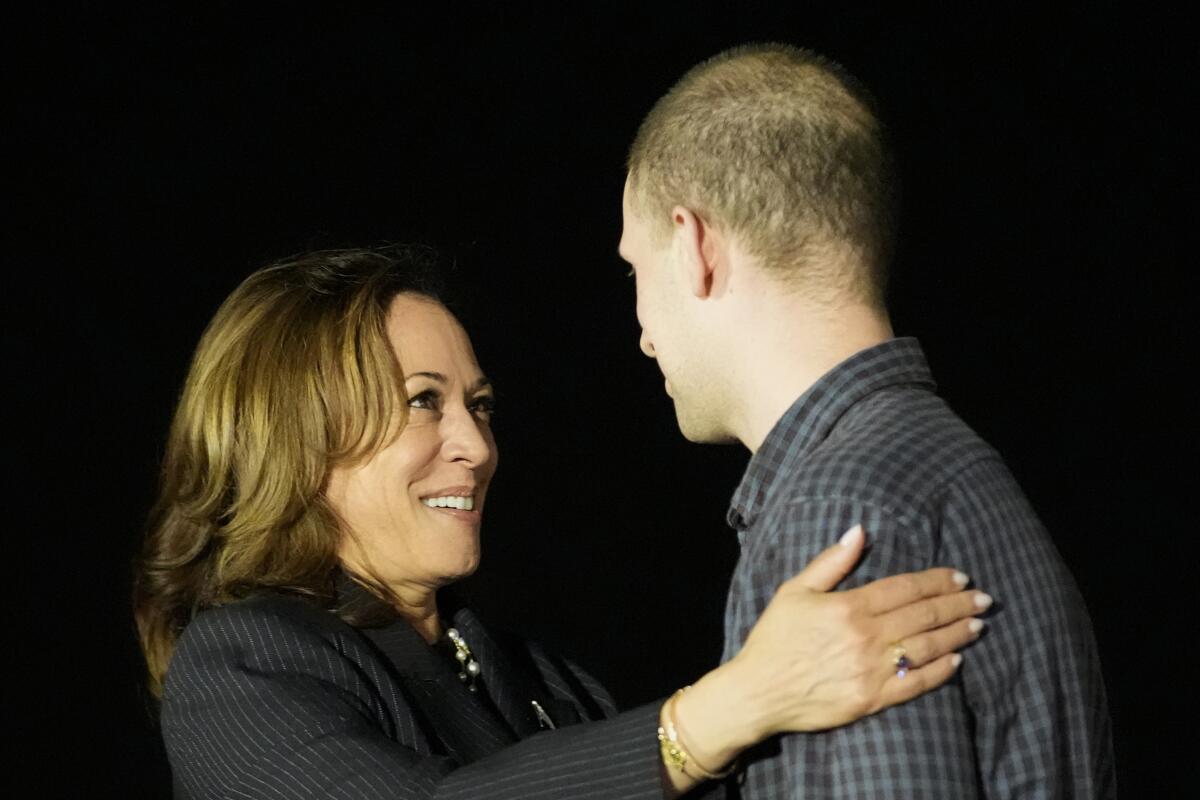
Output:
[671, 205, 724, 299]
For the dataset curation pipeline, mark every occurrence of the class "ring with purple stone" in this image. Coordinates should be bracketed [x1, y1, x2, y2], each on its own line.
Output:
[891, 643, 911, 678]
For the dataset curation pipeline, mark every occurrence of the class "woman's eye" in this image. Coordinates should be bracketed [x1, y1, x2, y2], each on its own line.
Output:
[408, 390, 440, 410]
[471, 395, 496, 419]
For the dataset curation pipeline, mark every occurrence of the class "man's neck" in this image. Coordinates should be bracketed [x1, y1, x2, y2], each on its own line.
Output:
[731, 299, 893, 452]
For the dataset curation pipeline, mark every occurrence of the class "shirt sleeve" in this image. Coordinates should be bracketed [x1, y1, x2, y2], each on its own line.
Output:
[161, 601, 665, 800]
[728, 478, 1114, 799]
[940, 459, 1115, 799]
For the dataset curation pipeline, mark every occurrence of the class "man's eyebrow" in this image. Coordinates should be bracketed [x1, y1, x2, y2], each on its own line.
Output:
[404, 372, 493, 393]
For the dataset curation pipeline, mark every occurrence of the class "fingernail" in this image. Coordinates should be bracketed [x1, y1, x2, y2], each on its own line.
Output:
[974, 593, 993, 609]
[952, 571, 969, 587]
[951, 653, 963, 668]
[838, 524, 863, 548]
[968, 619, 985, 634]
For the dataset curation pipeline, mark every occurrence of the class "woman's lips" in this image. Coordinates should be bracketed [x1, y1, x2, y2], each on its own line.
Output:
[420, 486, 482, 521]
[424, 505, 481, 522]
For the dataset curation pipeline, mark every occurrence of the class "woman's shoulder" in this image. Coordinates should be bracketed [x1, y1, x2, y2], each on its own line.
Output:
[181, 592, 349, 642]
[168, 592, 371, 685]
[160, 594, 426, 780]
[162, 591, 409, 727]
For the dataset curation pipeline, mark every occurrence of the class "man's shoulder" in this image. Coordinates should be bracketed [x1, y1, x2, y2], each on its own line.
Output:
[777, 385, 1006, 515]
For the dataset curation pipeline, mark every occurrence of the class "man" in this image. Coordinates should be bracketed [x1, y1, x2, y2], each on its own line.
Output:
[619, 44, 1114, 798]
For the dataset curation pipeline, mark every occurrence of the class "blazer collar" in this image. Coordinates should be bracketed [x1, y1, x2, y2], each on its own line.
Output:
[335, 573, 553, 744]
[450, 606, 560, 738]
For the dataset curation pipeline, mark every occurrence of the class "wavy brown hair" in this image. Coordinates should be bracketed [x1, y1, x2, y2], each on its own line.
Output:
[133, 246, 443, 697]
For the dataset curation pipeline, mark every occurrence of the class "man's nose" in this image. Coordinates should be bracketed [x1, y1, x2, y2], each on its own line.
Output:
[639, 329, 656, 358]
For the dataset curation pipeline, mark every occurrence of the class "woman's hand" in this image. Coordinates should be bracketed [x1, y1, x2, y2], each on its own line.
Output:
[666, 524, 989, 785]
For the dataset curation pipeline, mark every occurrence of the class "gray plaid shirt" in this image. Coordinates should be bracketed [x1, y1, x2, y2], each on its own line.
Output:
[721, 338, 1114, 799]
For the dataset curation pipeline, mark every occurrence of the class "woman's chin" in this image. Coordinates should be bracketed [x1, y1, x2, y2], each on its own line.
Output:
[437, 558, 481, 587]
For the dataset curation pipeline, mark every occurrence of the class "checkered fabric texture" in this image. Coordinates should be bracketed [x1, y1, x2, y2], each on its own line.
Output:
[722, 338, 1115, 799]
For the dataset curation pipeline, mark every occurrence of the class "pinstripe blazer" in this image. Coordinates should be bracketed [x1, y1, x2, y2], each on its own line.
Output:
[161, 588, 665, 799]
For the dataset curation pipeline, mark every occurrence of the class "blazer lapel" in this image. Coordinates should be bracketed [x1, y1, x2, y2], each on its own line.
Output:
[452, 608, 579, 737]
[337, 576, 518, 764]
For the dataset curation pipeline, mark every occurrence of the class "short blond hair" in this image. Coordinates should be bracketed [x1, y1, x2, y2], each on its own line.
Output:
[627, 43, 897, 307]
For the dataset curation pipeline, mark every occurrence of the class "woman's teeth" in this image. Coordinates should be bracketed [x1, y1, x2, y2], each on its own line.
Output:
[422, 496, 475, 511]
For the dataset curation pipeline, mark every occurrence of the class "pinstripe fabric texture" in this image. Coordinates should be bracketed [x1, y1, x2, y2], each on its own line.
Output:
[721, 338, 1115, 799]
[162, 587, 664, 799]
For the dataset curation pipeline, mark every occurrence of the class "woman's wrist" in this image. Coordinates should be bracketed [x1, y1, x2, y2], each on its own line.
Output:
[660, 688, 737, 779]
[670, 659, 767, 770]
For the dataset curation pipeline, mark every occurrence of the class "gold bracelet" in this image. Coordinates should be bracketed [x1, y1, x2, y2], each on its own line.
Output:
[657, 687, 737, 781]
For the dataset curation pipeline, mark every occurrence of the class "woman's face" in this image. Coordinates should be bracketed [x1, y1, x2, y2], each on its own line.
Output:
[328, 294, 498, 599]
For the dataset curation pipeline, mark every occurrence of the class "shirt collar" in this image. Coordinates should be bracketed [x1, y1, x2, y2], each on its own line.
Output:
[727, 337, 935, 533]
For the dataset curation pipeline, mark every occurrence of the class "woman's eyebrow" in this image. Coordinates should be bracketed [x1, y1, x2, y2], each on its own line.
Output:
[404, 372, 492, 393]
[404, 371, 446, 383]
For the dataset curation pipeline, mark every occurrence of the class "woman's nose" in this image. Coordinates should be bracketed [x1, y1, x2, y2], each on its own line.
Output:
[440, 408, 494, 467]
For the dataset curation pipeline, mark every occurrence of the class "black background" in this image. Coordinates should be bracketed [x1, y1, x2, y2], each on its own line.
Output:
[11, 4, 1187, 797]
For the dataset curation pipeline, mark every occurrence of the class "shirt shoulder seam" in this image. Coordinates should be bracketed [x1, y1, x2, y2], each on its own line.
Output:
[778, 451, 1005, 524]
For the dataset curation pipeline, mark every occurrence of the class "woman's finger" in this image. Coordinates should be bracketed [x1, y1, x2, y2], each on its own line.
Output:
[873, 652, 963, 713]
[881, 590, 993, 639]
[887, 617, 985, 671]
[850, 567, 971, 615]
[784, 524, 867, 593]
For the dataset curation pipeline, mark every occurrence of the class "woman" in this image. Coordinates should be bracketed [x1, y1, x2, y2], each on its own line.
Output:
[134, 247, 988, 799]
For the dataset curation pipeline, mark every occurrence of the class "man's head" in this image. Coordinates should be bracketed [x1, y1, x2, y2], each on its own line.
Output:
[620, 43, 898, 447]
[625, 43, 897, 308]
